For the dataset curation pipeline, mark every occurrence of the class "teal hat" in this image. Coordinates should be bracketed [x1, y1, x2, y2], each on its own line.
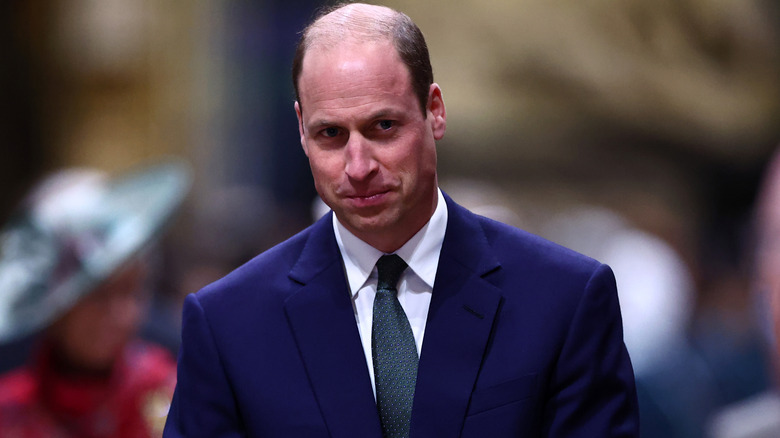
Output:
[0, 160, 191, 343]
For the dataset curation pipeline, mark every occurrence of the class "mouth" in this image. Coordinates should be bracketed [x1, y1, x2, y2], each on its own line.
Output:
[345, 189, 391, 207]
[348, 190, 388, 200]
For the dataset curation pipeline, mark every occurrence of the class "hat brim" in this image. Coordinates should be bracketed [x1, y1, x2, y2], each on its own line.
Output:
[0, 159, 191, 343]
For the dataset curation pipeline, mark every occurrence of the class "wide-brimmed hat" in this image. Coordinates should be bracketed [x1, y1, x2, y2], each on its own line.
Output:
[0, 159, 191, 343]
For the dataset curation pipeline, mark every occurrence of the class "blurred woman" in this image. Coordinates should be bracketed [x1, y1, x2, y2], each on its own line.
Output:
[0, 161, 189, 437]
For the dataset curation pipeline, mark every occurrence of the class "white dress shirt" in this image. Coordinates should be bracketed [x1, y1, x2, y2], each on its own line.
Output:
[333, 189, 448, 395]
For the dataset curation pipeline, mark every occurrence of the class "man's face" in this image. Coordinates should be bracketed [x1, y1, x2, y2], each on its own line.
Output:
[295, 39, 446, 252]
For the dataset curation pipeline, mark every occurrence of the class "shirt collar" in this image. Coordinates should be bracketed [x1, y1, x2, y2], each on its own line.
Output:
[333, 189, 448, 297]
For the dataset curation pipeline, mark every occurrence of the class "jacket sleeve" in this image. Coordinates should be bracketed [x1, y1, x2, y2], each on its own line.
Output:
[543, 264, 640, 437]
[163, 293, 247, 438]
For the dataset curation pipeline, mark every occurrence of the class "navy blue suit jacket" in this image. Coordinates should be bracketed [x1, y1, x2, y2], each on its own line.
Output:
[164, 195, 639, 437]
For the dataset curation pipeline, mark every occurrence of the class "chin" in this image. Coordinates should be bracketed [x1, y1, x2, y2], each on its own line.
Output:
[349, 212, 398, 233]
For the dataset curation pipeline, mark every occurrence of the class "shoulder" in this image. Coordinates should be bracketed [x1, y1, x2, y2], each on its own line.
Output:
[444, 195, 617, 322]
[442, 199, 616, 334]
[487, 216, 598, 271]
[212, 223, 316, 287]
[447, 196, 602, 279]
[485, 220, 610, 312]
[191, 214, 333, 311]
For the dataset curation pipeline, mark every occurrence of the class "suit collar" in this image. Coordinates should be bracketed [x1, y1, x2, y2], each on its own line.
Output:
[438, 192, 502, 277]
[410, 193, 504, 437]
[288, 212, 341, 285]
[284, 212, 383, 437]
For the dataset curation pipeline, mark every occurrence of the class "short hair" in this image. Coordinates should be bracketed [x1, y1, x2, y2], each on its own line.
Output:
[291, 3, 433, 115]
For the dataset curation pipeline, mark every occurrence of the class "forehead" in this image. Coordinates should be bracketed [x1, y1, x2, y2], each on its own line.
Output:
[298, 39, 413, 111]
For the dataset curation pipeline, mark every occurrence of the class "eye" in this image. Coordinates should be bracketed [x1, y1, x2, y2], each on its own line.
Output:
[378, 120, 394, 130]
[322, 127, 340, 138]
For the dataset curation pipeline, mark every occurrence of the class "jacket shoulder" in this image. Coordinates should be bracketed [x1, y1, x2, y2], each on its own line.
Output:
[193, 214, 330, 308]
[464, 206, 603, 279]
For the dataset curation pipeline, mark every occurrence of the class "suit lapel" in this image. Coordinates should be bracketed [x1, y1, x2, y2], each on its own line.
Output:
[283, 214, 382, 438]
[411, 195, 503, 438]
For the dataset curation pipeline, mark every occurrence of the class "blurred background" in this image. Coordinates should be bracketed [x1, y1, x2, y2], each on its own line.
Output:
[1, 0, 779, 436]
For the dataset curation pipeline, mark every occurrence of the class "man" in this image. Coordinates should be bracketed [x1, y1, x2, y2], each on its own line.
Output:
[164, 3, 639, 437]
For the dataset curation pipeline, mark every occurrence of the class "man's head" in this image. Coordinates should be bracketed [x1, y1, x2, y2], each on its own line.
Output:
[293, 3, 446, 252]
[293, 3, 433, 116]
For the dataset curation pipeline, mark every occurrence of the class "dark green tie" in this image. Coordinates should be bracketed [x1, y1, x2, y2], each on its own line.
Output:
[372, 254, 417, 438]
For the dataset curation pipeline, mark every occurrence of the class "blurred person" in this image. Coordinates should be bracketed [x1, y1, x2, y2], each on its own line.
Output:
[0, 161, 190, 438]
[701, 146, 780, 438]
[756, 147, 780, 369]
[165, 3, 638, 437]
[682, 145, 780, 438]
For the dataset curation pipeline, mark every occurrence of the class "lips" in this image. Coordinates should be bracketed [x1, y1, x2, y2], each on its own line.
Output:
[345, 189, 391, 208]
[349, 190, 386, 199]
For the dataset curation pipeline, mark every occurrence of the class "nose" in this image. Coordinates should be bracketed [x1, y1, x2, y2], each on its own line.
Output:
[344, 134, 378, 181]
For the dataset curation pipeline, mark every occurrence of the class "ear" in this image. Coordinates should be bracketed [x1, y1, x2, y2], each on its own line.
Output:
[295, 101, 309, 156]
[427, 83, 447, 140]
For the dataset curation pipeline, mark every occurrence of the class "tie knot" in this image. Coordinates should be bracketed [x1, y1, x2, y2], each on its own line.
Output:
[376, 254, 408, 292]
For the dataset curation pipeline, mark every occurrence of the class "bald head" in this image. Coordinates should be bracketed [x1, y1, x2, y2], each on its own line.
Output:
[292, 3, 433, 115]
[302, 3, 399, 48]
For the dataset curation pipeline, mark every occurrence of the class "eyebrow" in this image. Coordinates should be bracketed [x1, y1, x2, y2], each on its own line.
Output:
[307, 108, 404, 130]
[367, 108, 406, 121]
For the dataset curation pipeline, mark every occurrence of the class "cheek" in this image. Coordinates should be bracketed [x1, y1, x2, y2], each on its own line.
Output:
[407, 141, 437, 177]
[308, 153, 343, 185]
[57, 304, 99, 341]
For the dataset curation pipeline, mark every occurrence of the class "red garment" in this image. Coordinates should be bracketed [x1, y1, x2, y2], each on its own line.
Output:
[0, 342, 176, 438]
